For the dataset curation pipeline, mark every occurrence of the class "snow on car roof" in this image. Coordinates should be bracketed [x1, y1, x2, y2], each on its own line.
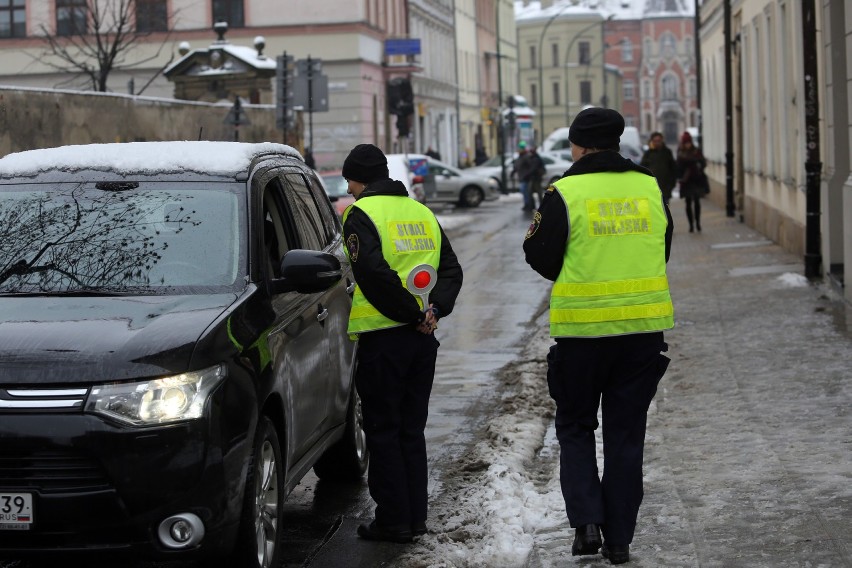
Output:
[0, 141, 302, 177]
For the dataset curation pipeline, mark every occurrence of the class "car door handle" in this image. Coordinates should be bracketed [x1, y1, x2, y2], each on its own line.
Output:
[346, 280, 356, 295]
[317, 305, 329, 323]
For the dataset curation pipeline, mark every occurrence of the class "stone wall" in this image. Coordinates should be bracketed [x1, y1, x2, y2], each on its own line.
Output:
[0, 87, 285, 157]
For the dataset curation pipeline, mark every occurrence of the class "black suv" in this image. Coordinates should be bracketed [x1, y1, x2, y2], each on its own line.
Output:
[0, 142, 368, 566]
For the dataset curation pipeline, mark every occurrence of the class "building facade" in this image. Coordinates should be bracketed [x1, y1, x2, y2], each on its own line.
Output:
[699, 0, 850, 301]
[0, 1, 518, 171]
[638, 0, 699, 146]
[515, 0, 694, 145]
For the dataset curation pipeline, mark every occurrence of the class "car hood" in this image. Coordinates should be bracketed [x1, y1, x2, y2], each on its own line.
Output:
[0, 293, 238, 384]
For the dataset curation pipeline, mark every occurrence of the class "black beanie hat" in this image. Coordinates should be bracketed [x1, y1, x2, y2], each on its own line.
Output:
[342, 144, 389, 184]
[568, 107, 625, 150]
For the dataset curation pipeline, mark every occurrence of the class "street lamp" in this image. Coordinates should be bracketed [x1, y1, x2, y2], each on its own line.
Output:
[486, 49, 510, 192]
[537, 3, 574, 141]
[563, 15, 614, 125]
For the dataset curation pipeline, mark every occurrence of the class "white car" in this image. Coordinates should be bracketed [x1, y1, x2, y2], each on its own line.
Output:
[466, 153, 573, 193]
[399, 154, 500, 207]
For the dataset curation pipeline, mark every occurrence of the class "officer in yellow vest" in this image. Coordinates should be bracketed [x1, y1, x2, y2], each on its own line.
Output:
[523, 108, 674, 565]
[340, 144, 463, 544]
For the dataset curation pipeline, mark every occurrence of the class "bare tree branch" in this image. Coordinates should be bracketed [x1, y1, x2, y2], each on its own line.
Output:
[38, 0, 175, 93]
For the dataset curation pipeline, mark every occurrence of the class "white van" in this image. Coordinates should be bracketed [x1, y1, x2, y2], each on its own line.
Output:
[541, 124, 643, 163]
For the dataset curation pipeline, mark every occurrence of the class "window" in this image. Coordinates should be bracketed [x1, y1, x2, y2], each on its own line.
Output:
[530, 84, 538, 107]
[552, 82, 560, 106]
[620, 38, 633, 63]
[280, 173, 331, 249]
[530, 45, 537, 68]
[660, 33, 676, 58]
[661, 74, 678, 100]
[580, 81, 591, 104]
[642, 79, 652, 98]
[0, 0, 25, 38]
[551, 42, 559, 67]
[578, 41, 590, 65]
[623, 80, 635, 100]
[56, 0, 87, 36]
[136, 0, 168, 32]
[213, 0, 244, 28]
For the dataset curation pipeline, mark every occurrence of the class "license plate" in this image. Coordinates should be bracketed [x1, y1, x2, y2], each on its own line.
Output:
[0, 493, 33, 530]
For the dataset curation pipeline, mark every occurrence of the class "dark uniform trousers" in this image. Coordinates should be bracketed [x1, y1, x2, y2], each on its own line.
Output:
[355, 325, 440, 529]
[546, 331, 669, 546]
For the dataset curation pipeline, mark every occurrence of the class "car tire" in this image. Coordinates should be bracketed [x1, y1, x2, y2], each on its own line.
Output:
[313, 383, 369, 481]
[458, 186, 484, 208]
[231, 415, 284, 568]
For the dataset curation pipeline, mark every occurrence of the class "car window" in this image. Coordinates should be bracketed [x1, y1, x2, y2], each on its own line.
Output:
[541, 156, 554, 165]
[279, 172, 328, 250]
[304, 171, 341, 237]
[261, 180, 294, 279]
[321, 174, 348, 198]
[0, 182, 244, 293]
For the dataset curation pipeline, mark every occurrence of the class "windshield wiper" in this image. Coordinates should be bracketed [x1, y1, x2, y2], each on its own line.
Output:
[0, 289, 140, 297]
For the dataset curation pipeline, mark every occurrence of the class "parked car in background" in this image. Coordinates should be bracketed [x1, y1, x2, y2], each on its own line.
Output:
[0, 141, 367, 567]
[465, 153, 573, 193]
[318, 170, 354, 216]
[386, 153, 425, 203]
[402, 154, 499, 207]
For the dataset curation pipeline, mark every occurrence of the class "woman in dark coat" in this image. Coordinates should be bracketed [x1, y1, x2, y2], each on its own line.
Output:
[676, 131, 706, 232]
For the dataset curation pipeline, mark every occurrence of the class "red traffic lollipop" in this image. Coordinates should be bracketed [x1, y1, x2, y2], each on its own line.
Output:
[406, 264, 437, 308]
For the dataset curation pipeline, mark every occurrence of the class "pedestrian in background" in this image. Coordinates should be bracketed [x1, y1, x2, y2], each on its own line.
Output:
[527, 145, 547, 209]
[523, 108, 673, 565]
[640, 131, 677, 204]
[425, 146, 441, 161]
[303, 147, 316, 169]
[512, 141, 536, 211]
[676, 131, 707, 232]
[341, 144, 463, 544]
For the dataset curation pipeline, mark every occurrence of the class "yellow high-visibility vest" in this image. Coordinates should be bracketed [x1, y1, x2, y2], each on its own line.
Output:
[343, 195, 441, 336]
[549, 171, 674, 337]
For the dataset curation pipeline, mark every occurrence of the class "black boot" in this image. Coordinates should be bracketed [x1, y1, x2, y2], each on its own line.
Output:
[571, 524, 602, 556]
[601, 542, 630, 564]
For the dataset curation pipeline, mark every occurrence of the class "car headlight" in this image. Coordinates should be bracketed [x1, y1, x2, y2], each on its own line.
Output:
[85, 364, 227, 426]
[487, 178, 499, 190]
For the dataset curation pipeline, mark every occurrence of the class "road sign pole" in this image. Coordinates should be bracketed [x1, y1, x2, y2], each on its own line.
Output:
[308, 55, 314, 151]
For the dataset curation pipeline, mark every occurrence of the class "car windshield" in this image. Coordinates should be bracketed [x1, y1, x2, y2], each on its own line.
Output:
[321, 175, 348, 198]
[481, 155, 504, 168]
[0, 182, 245, 294]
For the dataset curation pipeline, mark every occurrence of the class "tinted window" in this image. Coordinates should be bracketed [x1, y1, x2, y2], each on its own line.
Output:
[0, 183, 244, 293]
[280, 173, 327, 250]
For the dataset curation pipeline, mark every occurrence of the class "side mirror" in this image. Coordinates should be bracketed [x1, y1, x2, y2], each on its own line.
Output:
[269, 250, 342, 295]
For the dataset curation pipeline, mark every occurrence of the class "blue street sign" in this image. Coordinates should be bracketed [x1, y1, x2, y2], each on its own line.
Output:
[385, 38, 421, 56]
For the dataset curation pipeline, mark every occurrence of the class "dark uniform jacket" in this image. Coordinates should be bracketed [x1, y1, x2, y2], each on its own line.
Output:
[343, 179, 463, 326]
[524, 150, 674, 281]
[640, 145, 677, 199]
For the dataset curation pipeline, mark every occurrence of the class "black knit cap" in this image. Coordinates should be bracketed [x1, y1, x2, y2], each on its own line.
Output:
[342, 143, 389, 184]
[568, 107, 625, 150]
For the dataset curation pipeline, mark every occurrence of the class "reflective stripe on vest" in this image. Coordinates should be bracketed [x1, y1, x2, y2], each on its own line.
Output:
[550, 171, 674, 337]
[343, 195, 441, 336]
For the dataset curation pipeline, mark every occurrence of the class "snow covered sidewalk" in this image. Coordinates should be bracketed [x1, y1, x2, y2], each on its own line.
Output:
[395, 197, 852, 567]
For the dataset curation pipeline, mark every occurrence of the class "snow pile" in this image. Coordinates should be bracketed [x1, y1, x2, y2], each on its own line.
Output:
[397, 336, 568, 567]
[776, 272, 809, 288]
[435, 213, 476, 232]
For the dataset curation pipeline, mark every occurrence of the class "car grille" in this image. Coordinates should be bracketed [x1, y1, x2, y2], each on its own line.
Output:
[0, 450, 111, 493]
[0, 387, 88, 411]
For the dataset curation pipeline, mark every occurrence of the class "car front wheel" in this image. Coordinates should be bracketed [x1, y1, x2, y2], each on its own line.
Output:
[232, 416, 284, 568]
[313, 384, 369, 480]
[458, 185, 484, 208]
